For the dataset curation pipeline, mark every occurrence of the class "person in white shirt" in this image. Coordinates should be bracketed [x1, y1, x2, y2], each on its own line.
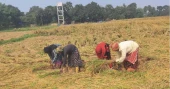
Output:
[110, 40, 139, 72]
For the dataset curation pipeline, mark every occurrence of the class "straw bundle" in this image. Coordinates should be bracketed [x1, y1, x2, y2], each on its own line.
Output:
[85, 59, 117, 75]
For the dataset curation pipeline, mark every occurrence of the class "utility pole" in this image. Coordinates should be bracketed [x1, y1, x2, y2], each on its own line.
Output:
[57, 2, 64, 25]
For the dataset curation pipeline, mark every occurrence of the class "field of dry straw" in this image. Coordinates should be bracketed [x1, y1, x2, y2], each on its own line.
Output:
[0, 16, 169, 89]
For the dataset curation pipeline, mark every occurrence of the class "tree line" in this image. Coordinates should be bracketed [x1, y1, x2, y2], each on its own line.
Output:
[0, 1, 169, 29]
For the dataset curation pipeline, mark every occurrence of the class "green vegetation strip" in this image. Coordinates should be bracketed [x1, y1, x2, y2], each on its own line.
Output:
[0, 34, 37, 45]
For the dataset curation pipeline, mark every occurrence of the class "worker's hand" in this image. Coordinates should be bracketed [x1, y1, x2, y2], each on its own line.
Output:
[115, 59, 123, 64]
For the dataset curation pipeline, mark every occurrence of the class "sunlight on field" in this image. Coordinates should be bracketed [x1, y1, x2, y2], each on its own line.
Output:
[0, 16, 169, 89]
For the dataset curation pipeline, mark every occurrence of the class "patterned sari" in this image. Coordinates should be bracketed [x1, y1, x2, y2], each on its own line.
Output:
[68, 48, 83, 67]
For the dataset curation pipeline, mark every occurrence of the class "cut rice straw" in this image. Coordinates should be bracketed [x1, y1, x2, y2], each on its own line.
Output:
[85, 59, 116, 75]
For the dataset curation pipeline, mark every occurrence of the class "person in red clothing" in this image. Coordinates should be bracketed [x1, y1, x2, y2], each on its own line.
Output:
[95, 42, 111, 59]
[95, 42, 112, 68]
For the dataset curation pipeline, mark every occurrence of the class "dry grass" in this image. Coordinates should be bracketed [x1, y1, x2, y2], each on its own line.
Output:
[0, 31, 33, 40]
[0, 16, 169, 89]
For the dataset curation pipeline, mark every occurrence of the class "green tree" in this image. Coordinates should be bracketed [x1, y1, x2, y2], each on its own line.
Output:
[72, 4, 86, 23]
[157, 6, 163, 16]
[144, 5, 156, 17]
[136, 8, 144, 18]
[35, 9, 44, 25]
[103, 4, 115, 21]
[114, 5, 126, 19]
[84, 1, 103, 22]
[161, 5, 169, 16]
[63, 2, 73, 24]
[44, 6, 57, 23]
[125, 3, 137, 18]
[25, 6, 43, 25]
[0, 3, 23, 29]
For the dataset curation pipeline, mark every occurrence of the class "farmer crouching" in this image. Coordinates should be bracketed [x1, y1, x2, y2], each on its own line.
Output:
[95, 42, 113, 68]
[110, 40, 139, 72]
[56, 44, 85, 73]
[44, 44, 62, 69]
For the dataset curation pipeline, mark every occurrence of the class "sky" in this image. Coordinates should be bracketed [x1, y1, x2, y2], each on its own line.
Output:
[0, 0, 169, 13]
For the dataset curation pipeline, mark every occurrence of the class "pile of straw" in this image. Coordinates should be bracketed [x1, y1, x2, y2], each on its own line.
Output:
[85, 59, 117, 75]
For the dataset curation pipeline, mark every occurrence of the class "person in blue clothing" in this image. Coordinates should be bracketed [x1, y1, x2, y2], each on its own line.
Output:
[44, 44, 85, 73]
[44, 44, 62, 69]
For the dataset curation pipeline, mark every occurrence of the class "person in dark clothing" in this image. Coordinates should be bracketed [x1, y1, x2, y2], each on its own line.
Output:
[56, 44, 84, 73]
[44, 44, 62, 68]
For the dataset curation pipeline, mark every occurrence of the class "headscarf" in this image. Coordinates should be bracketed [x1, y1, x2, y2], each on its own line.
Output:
[110, 42, 119, 51]
[44, 44, 61, 53]
[95, 42, 106, 59]
[96, 46, 102, 54]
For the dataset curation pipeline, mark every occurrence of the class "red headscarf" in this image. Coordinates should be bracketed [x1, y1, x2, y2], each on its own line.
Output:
[95, 42, 107, 59]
